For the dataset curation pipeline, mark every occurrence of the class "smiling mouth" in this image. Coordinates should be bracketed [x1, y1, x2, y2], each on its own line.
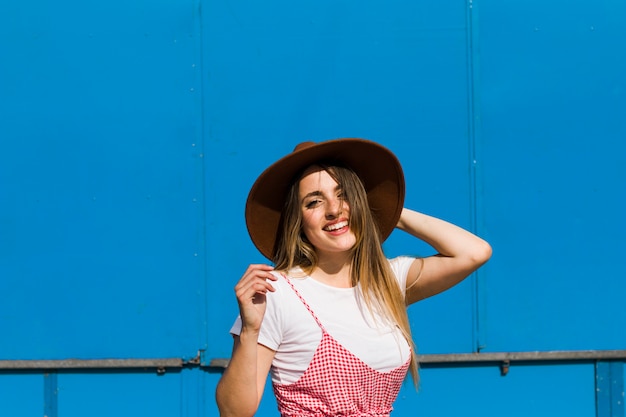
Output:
[323, 221, 348, 232]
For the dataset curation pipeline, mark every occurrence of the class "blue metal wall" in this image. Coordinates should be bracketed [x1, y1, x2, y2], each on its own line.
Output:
[1, 0, 624, 416]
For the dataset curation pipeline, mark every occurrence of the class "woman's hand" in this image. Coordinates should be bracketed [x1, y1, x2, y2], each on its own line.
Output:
[235, 264, 277, 334]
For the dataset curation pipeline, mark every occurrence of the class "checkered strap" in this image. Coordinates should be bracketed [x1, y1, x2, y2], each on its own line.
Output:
[280, 273, 327, 331]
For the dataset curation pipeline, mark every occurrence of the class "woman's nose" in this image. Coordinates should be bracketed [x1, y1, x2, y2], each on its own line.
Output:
[326, 197, 343, 217]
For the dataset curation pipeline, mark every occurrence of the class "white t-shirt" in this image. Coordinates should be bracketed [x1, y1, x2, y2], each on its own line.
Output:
[230, 256, 416, 384]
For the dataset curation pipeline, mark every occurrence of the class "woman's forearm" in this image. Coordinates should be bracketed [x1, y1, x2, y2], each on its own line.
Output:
[397, 208, 492, 303]
[215, 330, 263, 417]
[396, 208, 491, 261]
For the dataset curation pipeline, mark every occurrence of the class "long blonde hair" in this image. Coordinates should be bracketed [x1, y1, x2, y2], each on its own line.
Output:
[272, 163, 419, 386]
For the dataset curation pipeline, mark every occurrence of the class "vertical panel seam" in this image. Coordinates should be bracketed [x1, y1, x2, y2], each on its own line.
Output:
[194, 0, 210, 359]
[465, 0, 485, 353]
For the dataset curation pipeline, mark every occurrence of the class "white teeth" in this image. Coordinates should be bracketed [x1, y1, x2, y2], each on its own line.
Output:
[325, 221, 348, 231]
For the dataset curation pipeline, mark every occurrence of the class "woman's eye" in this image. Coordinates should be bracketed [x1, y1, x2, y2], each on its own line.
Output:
[305, 199, 321, 209]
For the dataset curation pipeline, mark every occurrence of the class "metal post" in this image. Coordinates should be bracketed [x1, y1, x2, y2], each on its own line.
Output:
[596, 361, 625, 417]
[43, 372, 58, 417]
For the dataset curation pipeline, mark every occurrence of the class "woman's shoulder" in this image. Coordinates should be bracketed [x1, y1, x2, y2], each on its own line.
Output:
[267, 270, 293, 296]
[266, 270, 310, 303]
[257, 271, 309, 336]
[387, 256, 418, 287]
[264, 270, 320, 336]
[388, 255, 417, 271]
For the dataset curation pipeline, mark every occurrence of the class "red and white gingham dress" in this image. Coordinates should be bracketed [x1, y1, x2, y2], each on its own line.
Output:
[273, 276, 411, 417]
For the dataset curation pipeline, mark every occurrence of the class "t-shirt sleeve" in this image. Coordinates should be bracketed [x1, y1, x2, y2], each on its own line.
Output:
[388, 256, 418, 296]
[229, 271, 283, 351]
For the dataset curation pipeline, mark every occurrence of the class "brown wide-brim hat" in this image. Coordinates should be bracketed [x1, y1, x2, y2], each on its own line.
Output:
[245, 138, 405, 261]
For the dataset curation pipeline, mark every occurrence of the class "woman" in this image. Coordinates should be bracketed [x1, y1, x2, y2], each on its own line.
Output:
[216, 138, 492, 417]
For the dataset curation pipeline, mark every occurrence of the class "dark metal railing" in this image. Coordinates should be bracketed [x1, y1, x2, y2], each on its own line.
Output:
[2, 350, 624, 376]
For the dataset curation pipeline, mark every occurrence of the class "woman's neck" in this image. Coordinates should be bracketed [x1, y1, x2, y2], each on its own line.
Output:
[311, 254, 353, 288]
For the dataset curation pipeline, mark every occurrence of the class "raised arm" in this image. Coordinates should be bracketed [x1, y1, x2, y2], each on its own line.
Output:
[396, 208, 492, 305]
[215, 264, 277, 417]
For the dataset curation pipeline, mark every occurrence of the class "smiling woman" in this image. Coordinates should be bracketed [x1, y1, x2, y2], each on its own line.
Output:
[297, 165, 357, 268]
[215, 138, 492, 417]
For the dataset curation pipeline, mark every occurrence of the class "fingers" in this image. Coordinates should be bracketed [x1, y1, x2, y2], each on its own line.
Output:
[234, 264, 277, 331]
[235, 264, 277, 302]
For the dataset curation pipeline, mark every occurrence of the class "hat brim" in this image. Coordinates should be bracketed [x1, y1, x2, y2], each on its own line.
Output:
[245, 138, 405, 261]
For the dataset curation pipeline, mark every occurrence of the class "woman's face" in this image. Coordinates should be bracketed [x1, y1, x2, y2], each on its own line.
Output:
[298, 166, 356, 255]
